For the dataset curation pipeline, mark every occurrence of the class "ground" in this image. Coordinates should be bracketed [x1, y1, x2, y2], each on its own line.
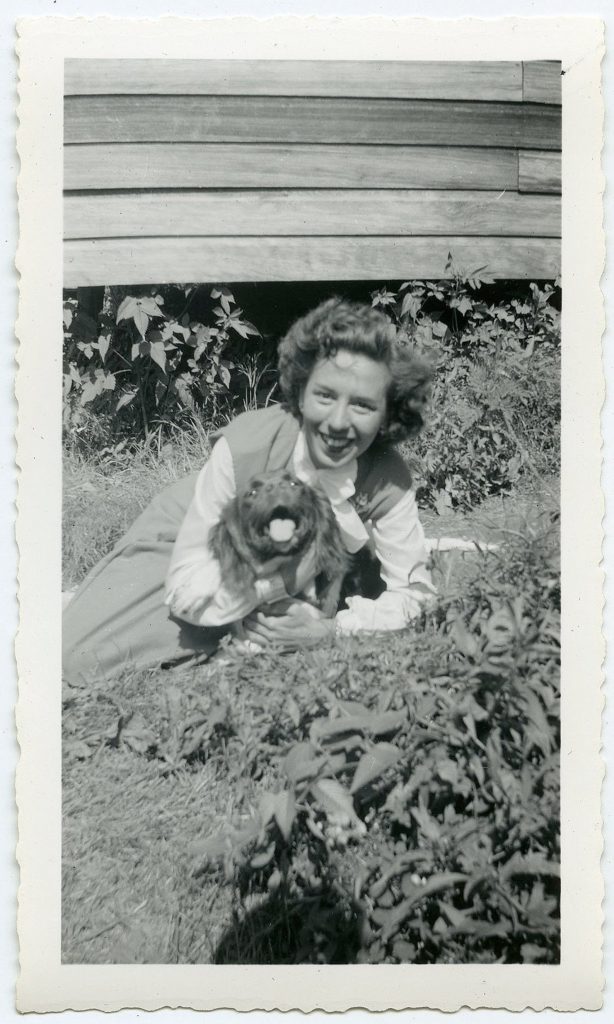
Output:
[62, 437, 559, 964]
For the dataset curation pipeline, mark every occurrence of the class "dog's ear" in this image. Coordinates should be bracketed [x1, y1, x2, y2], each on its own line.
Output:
[209, 499, 257, 591]
[309, 484, 351, 579]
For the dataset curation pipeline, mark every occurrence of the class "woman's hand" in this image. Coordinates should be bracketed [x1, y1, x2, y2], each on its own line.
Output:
[241, 599, 336, 651]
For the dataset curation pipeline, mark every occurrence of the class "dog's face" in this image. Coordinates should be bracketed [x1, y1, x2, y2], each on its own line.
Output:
[236, 470, 318, 560]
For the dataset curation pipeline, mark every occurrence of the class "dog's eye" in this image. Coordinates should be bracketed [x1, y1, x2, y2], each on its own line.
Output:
[289, 480, 298, 487]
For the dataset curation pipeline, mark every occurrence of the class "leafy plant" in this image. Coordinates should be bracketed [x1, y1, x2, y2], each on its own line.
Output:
[170, 524, 561, 965]
[63, 285, 261, 441]
[372, 255, 561, 512]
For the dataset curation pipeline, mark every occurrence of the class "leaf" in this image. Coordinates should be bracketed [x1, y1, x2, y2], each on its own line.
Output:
[377, 872, 469, 942]
[411, 804, 442, 842]
[400, 292, 422, 321]
[230, 320, 252, 340]
[285, 696, 301, 728]
[116, 296, 137, 323]
[250, 842, 276, 870]
[133, 308, 150, 339]
[273, 791, 296, 842]
[310, 709, 407, 743]
[450, 618, 479, 658]
[241, 319, 260, 336]
[217, 362, 231, 388]
[521, 942, 548, 964]
[523, 691, 553, 758]
[283, 741, 315, 782]
[80, 378, 104, 405]
[499, 852, 560, 882]
[436, 758, 459, 786]
[149, 340, 167, 373]
[116, 390, 137, 410]
[392, 938, 417, 962]
[311, 778, 356, 826]
[98, 333, 111, 362]
[257, 790, 278, 827]
[456, 296, 474, 317]
[350, 743, 402, 794]
[136, 296, 164, 317]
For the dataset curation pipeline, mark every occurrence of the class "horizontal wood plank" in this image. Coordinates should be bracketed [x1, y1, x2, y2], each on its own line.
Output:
[64, 59, 524, 101]
[64, 95, 562, 149]
[64, 143, 519, 191]
[64, 189, 561, 240]
[523, 61, 562, 104]
[64, 235, 561, 287]
[518, 150, 562, 193]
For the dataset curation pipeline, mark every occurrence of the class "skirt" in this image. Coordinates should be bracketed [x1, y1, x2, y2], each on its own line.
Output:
[62, 472, 225, 683]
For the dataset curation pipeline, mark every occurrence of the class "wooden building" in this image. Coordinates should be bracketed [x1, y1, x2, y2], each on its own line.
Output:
[63, 59, 561, 288]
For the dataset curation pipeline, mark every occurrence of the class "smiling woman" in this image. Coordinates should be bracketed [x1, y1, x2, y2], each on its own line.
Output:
[63, 298, 435, 681]
[299, 351, 391, 468]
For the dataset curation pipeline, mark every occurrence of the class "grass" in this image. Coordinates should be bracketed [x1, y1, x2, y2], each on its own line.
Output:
[63, 420, 211, 589]
[62, 424, 560, 963]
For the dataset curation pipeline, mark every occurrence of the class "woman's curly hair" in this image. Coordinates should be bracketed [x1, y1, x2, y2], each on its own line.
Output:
[277, 296, 433, 443]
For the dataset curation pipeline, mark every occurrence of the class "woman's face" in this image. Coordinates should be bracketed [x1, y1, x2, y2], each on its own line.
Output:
[299, 349, 391, 470]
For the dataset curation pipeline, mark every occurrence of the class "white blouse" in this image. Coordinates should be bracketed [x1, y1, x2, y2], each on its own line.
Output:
[164, 433, 435, 633]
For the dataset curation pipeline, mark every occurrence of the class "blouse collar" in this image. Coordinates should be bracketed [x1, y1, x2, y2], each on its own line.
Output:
[292, 431, 368, 553]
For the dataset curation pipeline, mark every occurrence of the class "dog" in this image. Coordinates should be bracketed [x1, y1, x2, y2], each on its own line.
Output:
[209, 469, 351, 618]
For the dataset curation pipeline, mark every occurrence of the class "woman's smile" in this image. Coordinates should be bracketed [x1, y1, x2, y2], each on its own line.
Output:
[299, 350, 391, 470]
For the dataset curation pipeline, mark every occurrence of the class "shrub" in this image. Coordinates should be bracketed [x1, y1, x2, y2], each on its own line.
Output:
[176, 523, 561, 964]
[63, 284, 272, 447]
[372, 258, 561, 512]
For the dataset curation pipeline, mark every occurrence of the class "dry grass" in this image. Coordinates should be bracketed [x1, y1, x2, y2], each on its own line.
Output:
[63, 420, 211, 588]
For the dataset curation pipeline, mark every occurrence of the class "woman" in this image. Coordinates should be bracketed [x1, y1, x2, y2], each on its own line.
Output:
[63, 298, 434, 681]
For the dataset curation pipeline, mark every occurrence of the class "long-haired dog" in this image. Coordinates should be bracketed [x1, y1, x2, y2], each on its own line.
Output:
[209, 469, 351, 617]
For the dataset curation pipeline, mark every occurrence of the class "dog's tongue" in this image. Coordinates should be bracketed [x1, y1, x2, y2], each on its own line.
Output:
[268, 518, 296, 543]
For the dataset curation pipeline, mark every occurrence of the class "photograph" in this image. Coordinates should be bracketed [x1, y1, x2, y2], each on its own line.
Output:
[60, 55, 562, 966]
[14, 14, 603, 1013]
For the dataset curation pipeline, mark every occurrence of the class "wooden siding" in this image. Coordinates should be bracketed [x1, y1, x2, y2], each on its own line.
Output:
[64, 59, 526, 100]
[63, 60, 562, 286]
[64, 144, 523, 191]
[65, 191, 561, 240]
[65, 96, 561, 149]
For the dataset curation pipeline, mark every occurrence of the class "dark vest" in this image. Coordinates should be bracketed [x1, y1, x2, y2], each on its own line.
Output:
[215, 405, 413, 524]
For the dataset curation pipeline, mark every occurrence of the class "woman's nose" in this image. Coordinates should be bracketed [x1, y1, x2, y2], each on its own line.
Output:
[327, 401, 351, 432]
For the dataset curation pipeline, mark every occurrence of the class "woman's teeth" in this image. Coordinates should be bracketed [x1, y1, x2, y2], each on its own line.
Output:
[320, 434, 351, 453]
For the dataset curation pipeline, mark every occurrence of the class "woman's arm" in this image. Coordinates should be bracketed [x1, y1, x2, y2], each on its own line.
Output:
[335, 489, 436, 634]
[164, 437, 264, 626]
